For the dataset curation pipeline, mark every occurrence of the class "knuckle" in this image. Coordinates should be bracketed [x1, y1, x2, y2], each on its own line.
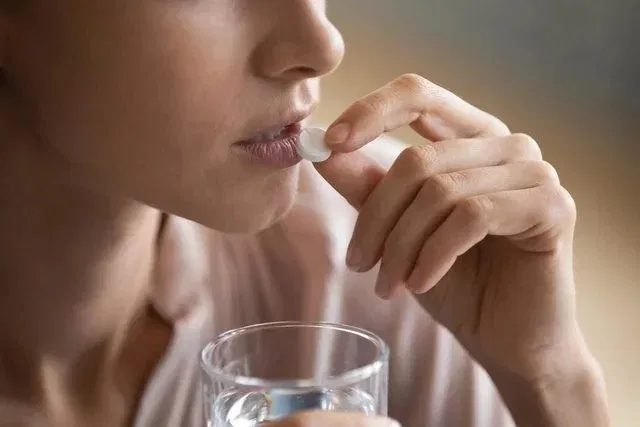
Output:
[398, 144, 439, 174]
[483, 115, 510, 137]
[395, 72, 430, 93]
[545, 184, 577, 226]
[443, 170, 469, 189]
[457, 196, 491, 226]
[422, 173, 458, 204]
[536, 160, 560, 183]
[524, 160, 559, 184]
[509, 133, 543, 160]
[353, 94, 386, 117]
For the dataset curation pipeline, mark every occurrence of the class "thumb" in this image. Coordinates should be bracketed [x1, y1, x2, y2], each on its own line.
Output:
[266, 411, 401, 427]
[313, 151, 386, 210]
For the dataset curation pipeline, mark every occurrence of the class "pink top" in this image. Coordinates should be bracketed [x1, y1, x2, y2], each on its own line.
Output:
[133, 138, 515, 427]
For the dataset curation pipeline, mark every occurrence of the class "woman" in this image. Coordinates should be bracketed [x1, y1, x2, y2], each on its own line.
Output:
[0, 1, 609, 426]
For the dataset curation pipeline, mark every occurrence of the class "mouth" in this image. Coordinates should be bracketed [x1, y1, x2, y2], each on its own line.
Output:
[234, 114, 311, 167]
[240, 121, 303, 145]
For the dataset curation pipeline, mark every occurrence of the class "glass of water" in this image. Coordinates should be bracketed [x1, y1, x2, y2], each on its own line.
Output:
[200, 321, 389, 427]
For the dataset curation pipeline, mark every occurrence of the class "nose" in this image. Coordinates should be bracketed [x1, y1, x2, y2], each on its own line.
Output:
[252, 2, 345, 81]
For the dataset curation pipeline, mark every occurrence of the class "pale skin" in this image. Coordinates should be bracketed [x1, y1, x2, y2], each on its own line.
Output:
[0, 0, 608, 426]
[317, 75, 609, 426]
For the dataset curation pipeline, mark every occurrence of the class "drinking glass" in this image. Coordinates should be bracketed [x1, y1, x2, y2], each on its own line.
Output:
[200, 321, 389, 427]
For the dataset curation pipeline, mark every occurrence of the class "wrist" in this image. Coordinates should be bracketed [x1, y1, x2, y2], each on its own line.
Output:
[487, 339, 610, 427]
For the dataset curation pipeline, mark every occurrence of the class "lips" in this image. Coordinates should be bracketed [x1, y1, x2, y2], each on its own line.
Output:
[233, 105, 316, 167]
[241, 122, 302, 144]
[234, 122, 305, 167]
[249, 128, 288, 143]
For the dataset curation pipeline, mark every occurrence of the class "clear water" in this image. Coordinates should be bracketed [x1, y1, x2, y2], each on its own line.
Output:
[209, 387, 376, 427]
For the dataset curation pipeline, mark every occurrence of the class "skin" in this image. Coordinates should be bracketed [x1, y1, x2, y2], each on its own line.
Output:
[317, 75, 610, 426]
[0, 0, 608, 426]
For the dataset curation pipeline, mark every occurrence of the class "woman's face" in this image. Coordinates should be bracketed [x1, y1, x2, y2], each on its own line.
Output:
[3, 0, 344, 232]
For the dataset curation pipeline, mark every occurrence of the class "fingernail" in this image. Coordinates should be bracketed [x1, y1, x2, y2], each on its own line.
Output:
[407, 269, 422, 293]
[346, 245, 362, 271]
[408, 268, 435, 294]
[324, 122, 351, 146]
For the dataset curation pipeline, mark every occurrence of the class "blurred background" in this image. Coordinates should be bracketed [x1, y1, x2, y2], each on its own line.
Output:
[316, 1, 639, 426]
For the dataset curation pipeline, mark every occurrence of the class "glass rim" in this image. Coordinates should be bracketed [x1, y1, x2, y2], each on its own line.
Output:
[200, 321, 389, 389]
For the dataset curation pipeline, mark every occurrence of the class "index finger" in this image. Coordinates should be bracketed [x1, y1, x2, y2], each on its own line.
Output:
[324, 73, 510, 152]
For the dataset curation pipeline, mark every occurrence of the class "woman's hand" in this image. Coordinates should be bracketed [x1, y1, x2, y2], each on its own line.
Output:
[267, 412, 399, 427]
[315, 74, 609, 426]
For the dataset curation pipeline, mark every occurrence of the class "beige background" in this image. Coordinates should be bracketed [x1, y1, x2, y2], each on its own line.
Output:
[316, 2, 639, 426]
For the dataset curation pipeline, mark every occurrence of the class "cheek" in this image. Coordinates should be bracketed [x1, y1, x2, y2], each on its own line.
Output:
[9, 1, 301, 232]
[11, 1, 248, 191]
[14, 4, 240, 162]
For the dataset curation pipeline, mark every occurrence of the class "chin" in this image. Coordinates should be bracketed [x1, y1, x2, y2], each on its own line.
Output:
[146, 164, 301, 234]
[193, 174, 300, 234]
[223, 196, 297, 234]
[168, 196, 296, 235]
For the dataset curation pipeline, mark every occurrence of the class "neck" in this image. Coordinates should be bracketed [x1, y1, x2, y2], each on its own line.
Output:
[0, 111, 161, 405]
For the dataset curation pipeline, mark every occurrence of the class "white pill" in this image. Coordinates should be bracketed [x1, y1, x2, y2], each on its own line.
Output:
[296, 127, 332, 163]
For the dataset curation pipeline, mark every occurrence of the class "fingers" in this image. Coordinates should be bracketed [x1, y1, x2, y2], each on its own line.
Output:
[406, 183, 576, 294]
[344, 135, 550, 273]
[317, 75, 573, 305]
[371, 161, 559, 297]
[324, 73, 509, 152]
[269, 412, 400, 427]
[316, 133, 543, 211]
[313, 150, 387, 209]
